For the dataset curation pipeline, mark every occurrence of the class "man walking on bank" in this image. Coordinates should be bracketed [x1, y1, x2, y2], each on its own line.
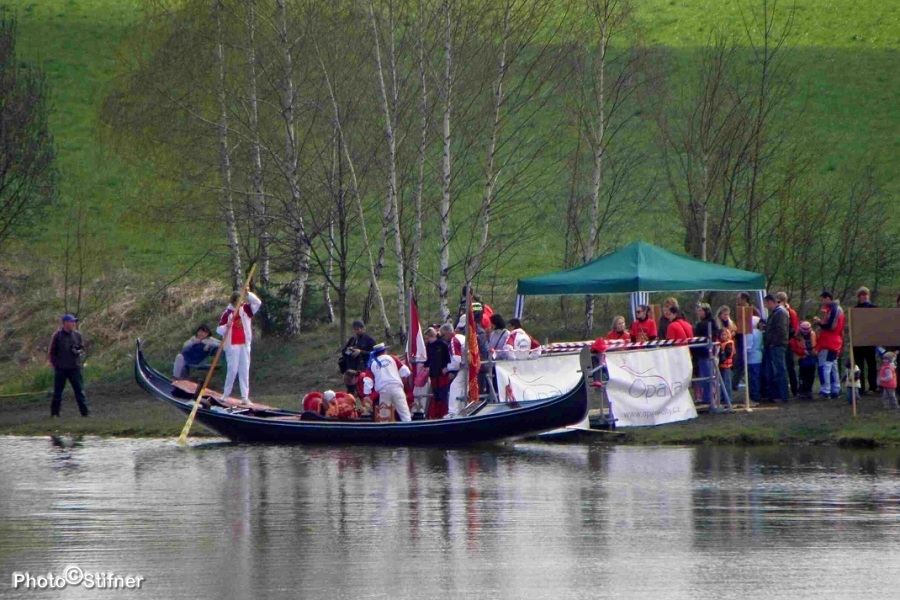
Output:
[48, 314, 89, 417]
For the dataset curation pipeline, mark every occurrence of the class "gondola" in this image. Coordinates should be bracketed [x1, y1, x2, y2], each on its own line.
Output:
[134, 341, 590, 445]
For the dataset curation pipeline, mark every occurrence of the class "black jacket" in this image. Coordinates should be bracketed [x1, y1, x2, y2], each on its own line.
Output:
[692, 317, 718, 358]
[49, 329, 85, 370]
[426, 338, 451, 378]
[342, 333, 376, 372]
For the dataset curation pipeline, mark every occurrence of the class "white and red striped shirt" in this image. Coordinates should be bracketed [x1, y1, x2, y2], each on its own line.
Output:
[448, 333, 465, 372]
[363, 355, 411, 395]
[505, 328, 532, 352]
[216, 292, 262, 347]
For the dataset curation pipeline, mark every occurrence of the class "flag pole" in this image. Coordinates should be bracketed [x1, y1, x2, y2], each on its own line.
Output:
[178, 264, 257, 445]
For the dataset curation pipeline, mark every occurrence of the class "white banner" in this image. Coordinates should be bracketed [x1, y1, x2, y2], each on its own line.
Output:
[605, 346, 697, 427]
[494, 354, 582, 402]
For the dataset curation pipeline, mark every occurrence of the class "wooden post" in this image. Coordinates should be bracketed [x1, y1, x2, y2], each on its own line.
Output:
[740, 306, 752, 412]
[848, 308, 857, 417]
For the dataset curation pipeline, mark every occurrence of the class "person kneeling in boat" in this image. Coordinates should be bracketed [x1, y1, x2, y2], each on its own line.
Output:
[362, 343, 413, 422]
[173, 324, 221, 379]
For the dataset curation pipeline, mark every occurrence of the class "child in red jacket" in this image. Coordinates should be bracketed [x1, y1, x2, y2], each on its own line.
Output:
[878, 352, 897, 410]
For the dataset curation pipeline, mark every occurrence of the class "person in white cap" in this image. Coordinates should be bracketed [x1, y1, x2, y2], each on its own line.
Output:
[362, 343, 412, 422]
[217, 288, 263, 404]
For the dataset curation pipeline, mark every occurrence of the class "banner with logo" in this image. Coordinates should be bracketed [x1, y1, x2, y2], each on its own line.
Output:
[494, 354, 582, 402]
[605, 347, 697, 427]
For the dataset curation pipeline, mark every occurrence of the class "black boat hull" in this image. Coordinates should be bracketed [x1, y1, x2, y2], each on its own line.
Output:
[135, 341, 589, 445]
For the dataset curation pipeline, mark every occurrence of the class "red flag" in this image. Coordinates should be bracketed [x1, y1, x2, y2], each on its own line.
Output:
[406, 292, 426, 365]
[466, 294, 480, 405]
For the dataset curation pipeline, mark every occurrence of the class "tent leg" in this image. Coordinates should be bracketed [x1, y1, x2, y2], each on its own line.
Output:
[514, 295, 525, 319]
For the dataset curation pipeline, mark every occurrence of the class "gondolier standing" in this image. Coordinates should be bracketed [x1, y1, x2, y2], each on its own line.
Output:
[48, 314, 89, 417]
[216, 288, 263, 405]
[362, 343, 412, 422]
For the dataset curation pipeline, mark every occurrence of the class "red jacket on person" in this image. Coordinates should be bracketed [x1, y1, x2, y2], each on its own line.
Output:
[816, 303, 845, 353]
[665, 318, 693, 341]
[606, 330, 632, 342]
[630, 318, 658, 342]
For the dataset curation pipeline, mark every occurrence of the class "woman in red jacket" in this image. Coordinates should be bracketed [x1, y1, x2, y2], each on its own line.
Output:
[664, 306, 693, 341]
[606, 316, 632, 342]
[630, 304, 658, 342]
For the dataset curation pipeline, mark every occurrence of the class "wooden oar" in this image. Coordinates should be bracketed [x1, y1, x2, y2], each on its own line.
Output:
[177, 264, 257, 445]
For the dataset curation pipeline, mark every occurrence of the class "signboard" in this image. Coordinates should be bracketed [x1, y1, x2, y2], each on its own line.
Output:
[605, 346, 698, 427]
[494, 354, 582, 402]
[849, 308, 900, 347]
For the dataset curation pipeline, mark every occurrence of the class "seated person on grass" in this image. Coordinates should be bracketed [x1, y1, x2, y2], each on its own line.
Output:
[173, 324, 221, 379]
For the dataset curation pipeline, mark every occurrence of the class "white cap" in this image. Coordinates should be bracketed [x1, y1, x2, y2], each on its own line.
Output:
[323, 390, 336, 402]
[457, 315, 467, 329]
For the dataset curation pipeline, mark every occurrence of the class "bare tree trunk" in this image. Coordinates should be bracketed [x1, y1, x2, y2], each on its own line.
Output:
[464, 4, 509, 287]
[215, 0, 242, 291]
[245, 0, 270, 285]
[368, 0, 406, 342]
[582, 12, 608, 338]
[438, 0, 453, 322]
[277, 0, 311, 336]
[409, 0, 428, 296]
[317, 45, 393, 341]
[325, 212, 335, 323]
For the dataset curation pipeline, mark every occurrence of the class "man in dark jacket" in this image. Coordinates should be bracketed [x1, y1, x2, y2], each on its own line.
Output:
[853, 287, 878, 395]
[762, 295, 791, 402]
[340, 320, 376, 393]
[48, 314, 89, 417]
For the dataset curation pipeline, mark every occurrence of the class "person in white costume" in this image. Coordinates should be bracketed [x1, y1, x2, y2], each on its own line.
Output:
[441, 322, 468, 417]
[362, 343, 412, 422]
[216, 289, 263, 404]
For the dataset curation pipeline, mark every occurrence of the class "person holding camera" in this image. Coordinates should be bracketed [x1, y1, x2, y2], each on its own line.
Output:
[339, 320, 376, 394]
[48, 314, 89, 417]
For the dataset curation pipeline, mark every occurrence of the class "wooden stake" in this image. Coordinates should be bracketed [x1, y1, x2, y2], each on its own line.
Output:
[848, 307, 857, 418]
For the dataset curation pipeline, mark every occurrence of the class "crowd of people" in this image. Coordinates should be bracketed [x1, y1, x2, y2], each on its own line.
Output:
[593, 288, 899, 412]
[44, 285, 898, 419]
[335, 301, 542, 420]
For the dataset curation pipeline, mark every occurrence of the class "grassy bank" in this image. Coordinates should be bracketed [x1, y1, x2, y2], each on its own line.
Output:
[1, 0, 898, 407]
[4, 341, 900, 447]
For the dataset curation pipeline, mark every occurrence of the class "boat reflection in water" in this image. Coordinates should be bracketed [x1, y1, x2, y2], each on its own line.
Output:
[1, 438, 899, 599]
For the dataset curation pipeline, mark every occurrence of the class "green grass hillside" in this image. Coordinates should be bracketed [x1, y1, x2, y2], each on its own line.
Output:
[1, 0, 898, 398]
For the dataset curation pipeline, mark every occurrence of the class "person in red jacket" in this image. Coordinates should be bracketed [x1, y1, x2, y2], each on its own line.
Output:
[630, 304, 658, 342]
[878, 352, 898, 409]
[606, 316, 632, 342]
[790, 321, 818, 399]
[813, 290, 845, 398]
[664, 305, 693, 341]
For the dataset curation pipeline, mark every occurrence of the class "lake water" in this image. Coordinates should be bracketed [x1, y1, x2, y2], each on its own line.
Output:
[1, 436, 899, 600]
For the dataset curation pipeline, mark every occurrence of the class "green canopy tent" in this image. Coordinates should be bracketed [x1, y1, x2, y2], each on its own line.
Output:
[514, 241, 767, 317]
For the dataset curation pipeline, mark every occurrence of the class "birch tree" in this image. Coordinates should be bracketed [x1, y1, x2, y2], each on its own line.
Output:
[368, 0, 407, 340]
[215, 0, 243, 290]
[564, 0, 655, 335]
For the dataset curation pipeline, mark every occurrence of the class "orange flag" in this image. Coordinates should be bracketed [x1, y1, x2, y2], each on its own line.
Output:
[466, 295, 480, 405]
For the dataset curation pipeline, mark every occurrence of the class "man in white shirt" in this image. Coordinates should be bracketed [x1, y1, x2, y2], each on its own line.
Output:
[362, 343, 412, 422]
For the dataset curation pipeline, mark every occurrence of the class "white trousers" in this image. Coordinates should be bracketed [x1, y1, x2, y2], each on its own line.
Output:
[380, 385, 412, 422]
[447, 368, 468, 416]
[173, 354, 187, 379]
[223, 344, 252, 403]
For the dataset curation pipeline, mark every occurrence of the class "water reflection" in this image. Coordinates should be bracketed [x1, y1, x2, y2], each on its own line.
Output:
[1, 438, 899, 600]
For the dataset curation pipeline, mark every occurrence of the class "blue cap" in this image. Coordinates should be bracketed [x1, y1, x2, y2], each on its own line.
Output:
[372, 342, 387, 354]
[62, 314, 79, 323]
